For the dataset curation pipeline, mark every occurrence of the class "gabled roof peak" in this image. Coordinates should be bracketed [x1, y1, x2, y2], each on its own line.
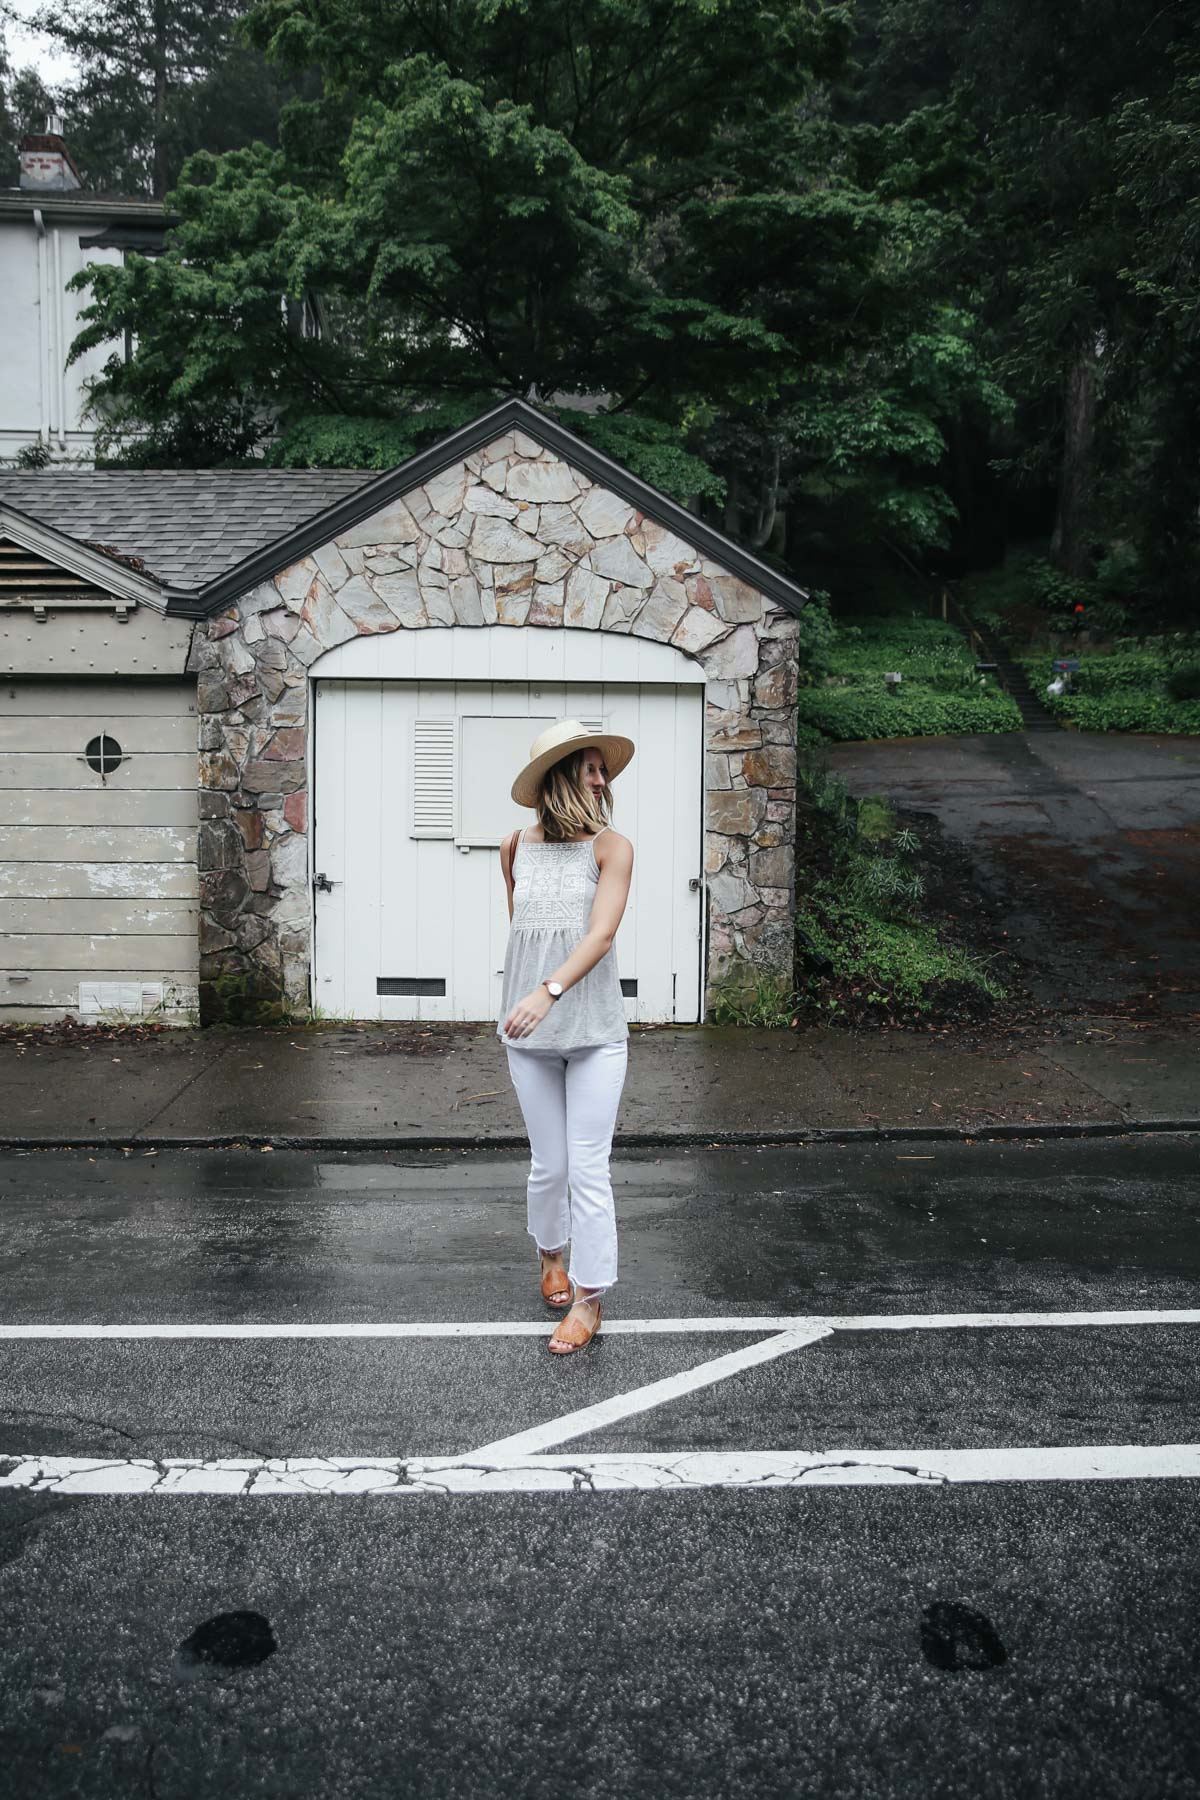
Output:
[183, 396, 809, 619]
[0, 399, 809, 619]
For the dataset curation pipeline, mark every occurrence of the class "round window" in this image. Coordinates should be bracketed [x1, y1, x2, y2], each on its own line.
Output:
[85, 733, 124, 774]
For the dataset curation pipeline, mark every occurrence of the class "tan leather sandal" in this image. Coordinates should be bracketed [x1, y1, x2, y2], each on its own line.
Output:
[548, 1289, 603, 1355]
[539, 1250, 572, 1309]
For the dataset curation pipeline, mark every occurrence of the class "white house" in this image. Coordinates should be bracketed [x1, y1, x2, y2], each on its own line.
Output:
[0, 114, 172, 466]
[0, 114, 322, 468]
[0, 397, 806, 1026]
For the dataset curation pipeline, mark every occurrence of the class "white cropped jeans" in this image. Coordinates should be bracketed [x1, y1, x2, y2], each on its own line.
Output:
[504, 1039, 628, 1292]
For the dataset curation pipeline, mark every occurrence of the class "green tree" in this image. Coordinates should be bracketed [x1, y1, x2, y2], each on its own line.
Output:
[1105, 49, 1200, 614]
[863, 0, 1199, 592]
[0, 31, 58, 185]
[23, 0, 281, 195]
[68, 0, 1005, 580]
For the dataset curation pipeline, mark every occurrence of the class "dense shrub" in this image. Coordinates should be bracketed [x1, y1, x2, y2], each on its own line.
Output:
[824, 616, 974, 679]
[797, 683, 1020, 741]
[1041, 693, 1200, 733]
[1166, 667, 1200, 701]
[802, 612, 1020, 741]
[1017, 635, 1200, 731]
[791, 762, 1005, 1023]
[796, 890, 1005, 1005]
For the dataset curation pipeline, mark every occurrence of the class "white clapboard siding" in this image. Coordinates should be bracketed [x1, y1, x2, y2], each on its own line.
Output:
[0, 714, 197, 753]
[0, 680, 199, 1017]
[7, 934, 198, 972]
[0, 898, 198, 933]
[0, 683, 196, 715]
[0, 825, 194, 863]
[314, 661, 703, 1024]
[1, 969, 198, 1010]
[0, 860, 197, 898]
[0, 788, 198, 828]
[0, 752, 199, 790]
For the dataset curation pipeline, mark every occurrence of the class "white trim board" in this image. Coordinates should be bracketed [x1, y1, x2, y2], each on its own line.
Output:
[307, 625, 707, 683]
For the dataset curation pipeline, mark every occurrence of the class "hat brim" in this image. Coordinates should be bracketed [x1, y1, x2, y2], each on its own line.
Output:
[511, 733, 635, 808]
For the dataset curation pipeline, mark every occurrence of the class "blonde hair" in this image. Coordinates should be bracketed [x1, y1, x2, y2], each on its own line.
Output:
[536, 748, 613, 841]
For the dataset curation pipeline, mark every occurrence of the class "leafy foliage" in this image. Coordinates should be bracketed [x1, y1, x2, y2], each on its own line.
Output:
[797, 612, 1020, 740]
[858, 1, 1200, 613]
[798, 685, 1019, 741]
[59, 0, 1009, 568]
[8, 0, 284, 197]
[1017, 635, 1200, 732]
[793, 761, 1005, 1022]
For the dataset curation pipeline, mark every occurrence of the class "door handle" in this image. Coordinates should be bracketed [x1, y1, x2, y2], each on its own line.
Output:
[313, 872, 342, 892]
[688, 876, 703, 891]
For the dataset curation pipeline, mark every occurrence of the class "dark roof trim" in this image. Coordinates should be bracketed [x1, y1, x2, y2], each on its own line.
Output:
[169, 396, 809, 619]
[78, 223, 168, 252]
[0, 193, 170, 220]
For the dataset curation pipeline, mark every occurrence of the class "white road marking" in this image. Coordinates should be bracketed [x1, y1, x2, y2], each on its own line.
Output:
[468, 1327, 832, 1460]
[2, 1445, 1197, 1496]
[4, 1312, 1197, 1498]
[1, 1308, 1198, 1341]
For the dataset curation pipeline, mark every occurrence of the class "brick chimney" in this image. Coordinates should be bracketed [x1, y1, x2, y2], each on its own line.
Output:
[19, 112, 83, 193]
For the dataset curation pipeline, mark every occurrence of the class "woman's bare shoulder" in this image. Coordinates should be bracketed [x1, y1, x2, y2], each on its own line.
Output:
[595, 827, 633, 862]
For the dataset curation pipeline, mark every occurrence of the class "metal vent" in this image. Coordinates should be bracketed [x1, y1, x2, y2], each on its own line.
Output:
[0, 537, 105, 602]
[620, 979, 637, 998]
[84, 732, 124, 775]
[411, 717, 455, 837]
[377, 977, 446, 997]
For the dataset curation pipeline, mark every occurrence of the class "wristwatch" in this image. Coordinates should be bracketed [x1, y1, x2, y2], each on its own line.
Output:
[542, 980, 564, 1001]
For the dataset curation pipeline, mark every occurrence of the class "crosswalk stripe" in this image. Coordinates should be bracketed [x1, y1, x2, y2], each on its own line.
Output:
[3, 1445, 1198, 1496]
[1, 1308, 1197, 1340]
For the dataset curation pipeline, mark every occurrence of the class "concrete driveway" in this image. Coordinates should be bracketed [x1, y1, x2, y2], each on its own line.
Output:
[827, 732, 1200, 1020]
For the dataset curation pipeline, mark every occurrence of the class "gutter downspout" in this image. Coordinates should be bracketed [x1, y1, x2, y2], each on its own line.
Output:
[54, 222, 68, 451]
[32, 207, 48, 456]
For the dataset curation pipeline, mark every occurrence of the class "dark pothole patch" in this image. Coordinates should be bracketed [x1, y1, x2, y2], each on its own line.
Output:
[920, 1600, 1008, 1671]
[173, 1610, 277, 1682]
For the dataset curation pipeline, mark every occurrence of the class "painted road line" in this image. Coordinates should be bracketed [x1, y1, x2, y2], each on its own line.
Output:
[468, 1327, 833, 1461]
[3, 1445, 1199, 1496]
[1, 1309, 1199, 1341]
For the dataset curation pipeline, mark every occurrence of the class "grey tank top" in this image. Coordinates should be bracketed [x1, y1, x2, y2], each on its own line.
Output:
[496, 824, 629, 1052]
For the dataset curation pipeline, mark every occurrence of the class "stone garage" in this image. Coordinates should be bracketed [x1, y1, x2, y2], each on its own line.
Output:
[0, 397, 808, 1026]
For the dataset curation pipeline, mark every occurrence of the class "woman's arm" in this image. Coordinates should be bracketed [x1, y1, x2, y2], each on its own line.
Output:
[502, 833, 634, 1039]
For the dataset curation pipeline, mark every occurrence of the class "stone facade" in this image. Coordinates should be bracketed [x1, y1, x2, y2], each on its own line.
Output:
[186, 429, 800, 1020]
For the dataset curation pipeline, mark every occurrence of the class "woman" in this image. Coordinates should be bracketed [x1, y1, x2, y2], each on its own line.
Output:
[498, 718, 635, 1355]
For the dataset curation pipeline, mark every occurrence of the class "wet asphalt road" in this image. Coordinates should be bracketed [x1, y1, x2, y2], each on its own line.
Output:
[1, 1137, 1198, 1797]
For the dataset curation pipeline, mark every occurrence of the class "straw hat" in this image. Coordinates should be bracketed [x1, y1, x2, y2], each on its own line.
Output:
[511, 718, 636, 807]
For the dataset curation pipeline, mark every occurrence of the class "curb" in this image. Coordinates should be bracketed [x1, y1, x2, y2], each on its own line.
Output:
[2, 1119, 1198, 1152]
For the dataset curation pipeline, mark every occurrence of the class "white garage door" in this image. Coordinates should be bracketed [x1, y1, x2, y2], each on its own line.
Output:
[0, 680, 199, 1020]
[313, 679, 704, 1023]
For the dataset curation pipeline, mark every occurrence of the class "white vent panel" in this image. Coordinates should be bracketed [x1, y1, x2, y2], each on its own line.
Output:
[79, 980, 165, 1015]
[411, 718, 456, 837]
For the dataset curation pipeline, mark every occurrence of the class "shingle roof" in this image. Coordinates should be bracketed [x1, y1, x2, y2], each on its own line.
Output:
[0, 469, 375, 591]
